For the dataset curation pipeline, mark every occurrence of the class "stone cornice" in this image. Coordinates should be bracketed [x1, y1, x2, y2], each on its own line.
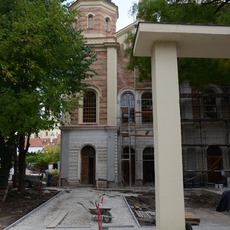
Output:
[85, 36, 119, 48]
[60, 125, 117, 131]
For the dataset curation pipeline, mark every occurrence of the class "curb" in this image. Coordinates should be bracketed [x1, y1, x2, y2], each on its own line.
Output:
[5, 190, 64, 230]
[122, 195, 140, 227]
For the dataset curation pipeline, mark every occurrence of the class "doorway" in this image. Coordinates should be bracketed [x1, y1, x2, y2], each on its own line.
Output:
[122, 147, 135, 185]
[143, 147, 154, 185]
[207, 146, 223, 184]
[81, 146, 95, 184]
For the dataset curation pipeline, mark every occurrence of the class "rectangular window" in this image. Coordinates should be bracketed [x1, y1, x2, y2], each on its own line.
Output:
[142, 93, 153, 123]
[83, 92, 96, 122]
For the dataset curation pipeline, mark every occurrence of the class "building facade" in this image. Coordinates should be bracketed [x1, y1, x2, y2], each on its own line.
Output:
[60, 0, 230, 187]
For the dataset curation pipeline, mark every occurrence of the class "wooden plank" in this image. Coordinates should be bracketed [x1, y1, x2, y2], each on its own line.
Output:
[47, 211, 69, 228]
[185, 212, 200, 225]
[134, 210, 155, 223]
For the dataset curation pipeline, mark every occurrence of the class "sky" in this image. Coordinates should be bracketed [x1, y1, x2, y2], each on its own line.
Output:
[112, 0, 138, 31]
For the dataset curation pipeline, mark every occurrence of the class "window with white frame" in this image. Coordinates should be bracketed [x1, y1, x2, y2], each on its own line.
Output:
[88, 14, 93, 29]
[105, 17, 110, 31]
[121, 92, 135, 123]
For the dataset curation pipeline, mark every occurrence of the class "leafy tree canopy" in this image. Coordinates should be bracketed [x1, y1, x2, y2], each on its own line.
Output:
[0, 0, 96, 137]
[126, 0, 230, 90]
[0, 0, 96, 190]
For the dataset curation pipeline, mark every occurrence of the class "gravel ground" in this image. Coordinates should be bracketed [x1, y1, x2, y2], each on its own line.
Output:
[7, 188, 138, 230]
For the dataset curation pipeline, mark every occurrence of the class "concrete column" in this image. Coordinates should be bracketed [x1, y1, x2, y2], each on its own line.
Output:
[152, 42, 185, 230]
[107, 46, 117, 126]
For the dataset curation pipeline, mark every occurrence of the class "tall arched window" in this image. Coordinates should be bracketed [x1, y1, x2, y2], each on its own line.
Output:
[88, 15, 93, 29]
[83, 91, 96, 122]
[142, 92, 152, 123]
[203, 89, 217, 118]
[105, 17, 110, 31]
[121, 92, 135, 123]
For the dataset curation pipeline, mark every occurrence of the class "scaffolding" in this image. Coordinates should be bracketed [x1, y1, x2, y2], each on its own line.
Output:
[119, 102, 153, 187]
[118, 84, 230, 187]
[180, 87, 230, 187]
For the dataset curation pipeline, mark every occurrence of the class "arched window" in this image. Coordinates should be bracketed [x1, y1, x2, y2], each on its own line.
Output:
[203, 89, 217, 118]
[121, 92, 135, 123]
[105, 17, 110, 31]
[88, 15, 93, 29]
[83, 91, 96, 123]
[142, 92, 152, 123]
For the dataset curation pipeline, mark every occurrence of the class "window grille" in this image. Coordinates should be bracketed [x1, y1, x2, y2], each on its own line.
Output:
[83, 91, 96, 122]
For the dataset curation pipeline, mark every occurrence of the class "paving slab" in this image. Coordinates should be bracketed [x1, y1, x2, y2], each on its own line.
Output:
[6, 188, 138, 230]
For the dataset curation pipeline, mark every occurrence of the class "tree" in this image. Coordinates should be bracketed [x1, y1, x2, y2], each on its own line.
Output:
[26, 145, 60, 170]
[0, 0, 96, 191]
[125, 0, 230, 90]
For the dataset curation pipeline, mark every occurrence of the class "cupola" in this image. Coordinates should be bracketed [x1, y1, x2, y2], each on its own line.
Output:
[70, 0, 119, 37]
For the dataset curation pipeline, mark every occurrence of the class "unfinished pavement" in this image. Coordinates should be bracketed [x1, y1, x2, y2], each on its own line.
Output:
[5, 187, 230, 230]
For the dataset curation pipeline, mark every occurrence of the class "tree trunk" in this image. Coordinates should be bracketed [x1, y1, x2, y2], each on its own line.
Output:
[13, 147, 18, 188]
[0, 135, 13, 188]
[17, 133, 30, 192]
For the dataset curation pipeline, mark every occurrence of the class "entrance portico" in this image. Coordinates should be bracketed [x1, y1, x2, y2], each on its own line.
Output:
[133, 23, 230, 230]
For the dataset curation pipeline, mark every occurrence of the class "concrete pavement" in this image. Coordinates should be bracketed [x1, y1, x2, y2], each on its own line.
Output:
[5, 187, 230, 230]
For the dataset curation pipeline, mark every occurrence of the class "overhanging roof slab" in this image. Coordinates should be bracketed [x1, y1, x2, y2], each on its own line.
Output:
[133, 23, 230, 58]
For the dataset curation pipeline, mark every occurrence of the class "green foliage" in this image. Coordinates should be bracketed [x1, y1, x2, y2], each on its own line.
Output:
[0, 0, 96, 190]
[26, 145, 60, 169]
[126, 0, 230, 90]
[0, 0, 97, 137]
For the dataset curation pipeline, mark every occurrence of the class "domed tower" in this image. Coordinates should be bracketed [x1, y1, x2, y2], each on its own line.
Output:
[70, 0, 118, 37]
[61, 0, 119, 187]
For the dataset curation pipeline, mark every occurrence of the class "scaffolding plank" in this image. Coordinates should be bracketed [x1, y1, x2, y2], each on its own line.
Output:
[185, 212, 200, 225]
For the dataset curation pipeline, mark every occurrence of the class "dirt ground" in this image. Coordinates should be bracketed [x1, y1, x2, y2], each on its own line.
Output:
[125, 190, 230, 227]
[0, 187, 59, 230]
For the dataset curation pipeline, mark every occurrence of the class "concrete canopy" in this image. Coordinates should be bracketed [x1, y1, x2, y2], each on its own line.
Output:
[133, 22, 230, 230]
[134, 22, 230, 58]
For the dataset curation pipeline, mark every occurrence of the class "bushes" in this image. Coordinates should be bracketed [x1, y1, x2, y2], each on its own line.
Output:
[26, 145, 60, 170]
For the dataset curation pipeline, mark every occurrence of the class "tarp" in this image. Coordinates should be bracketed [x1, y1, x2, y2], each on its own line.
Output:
[216, 190, 230, 212]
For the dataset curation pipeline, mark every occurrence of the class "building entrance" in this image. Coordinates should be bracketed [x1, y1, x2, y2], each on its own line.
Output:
[143, 147, 154, 185]
[81, 146, 95, 184]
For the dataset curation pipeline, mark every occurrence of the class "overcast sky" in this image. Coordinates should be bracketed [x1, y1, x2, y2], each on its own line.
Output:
[112, 0, 138, 31]
[66, 0, 138, 31]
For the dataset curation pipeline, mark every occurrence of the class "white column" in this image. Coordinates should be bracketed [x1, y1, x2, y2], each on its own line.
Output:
[152, 42, 185, 230]
[107, 46, 117, 126]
